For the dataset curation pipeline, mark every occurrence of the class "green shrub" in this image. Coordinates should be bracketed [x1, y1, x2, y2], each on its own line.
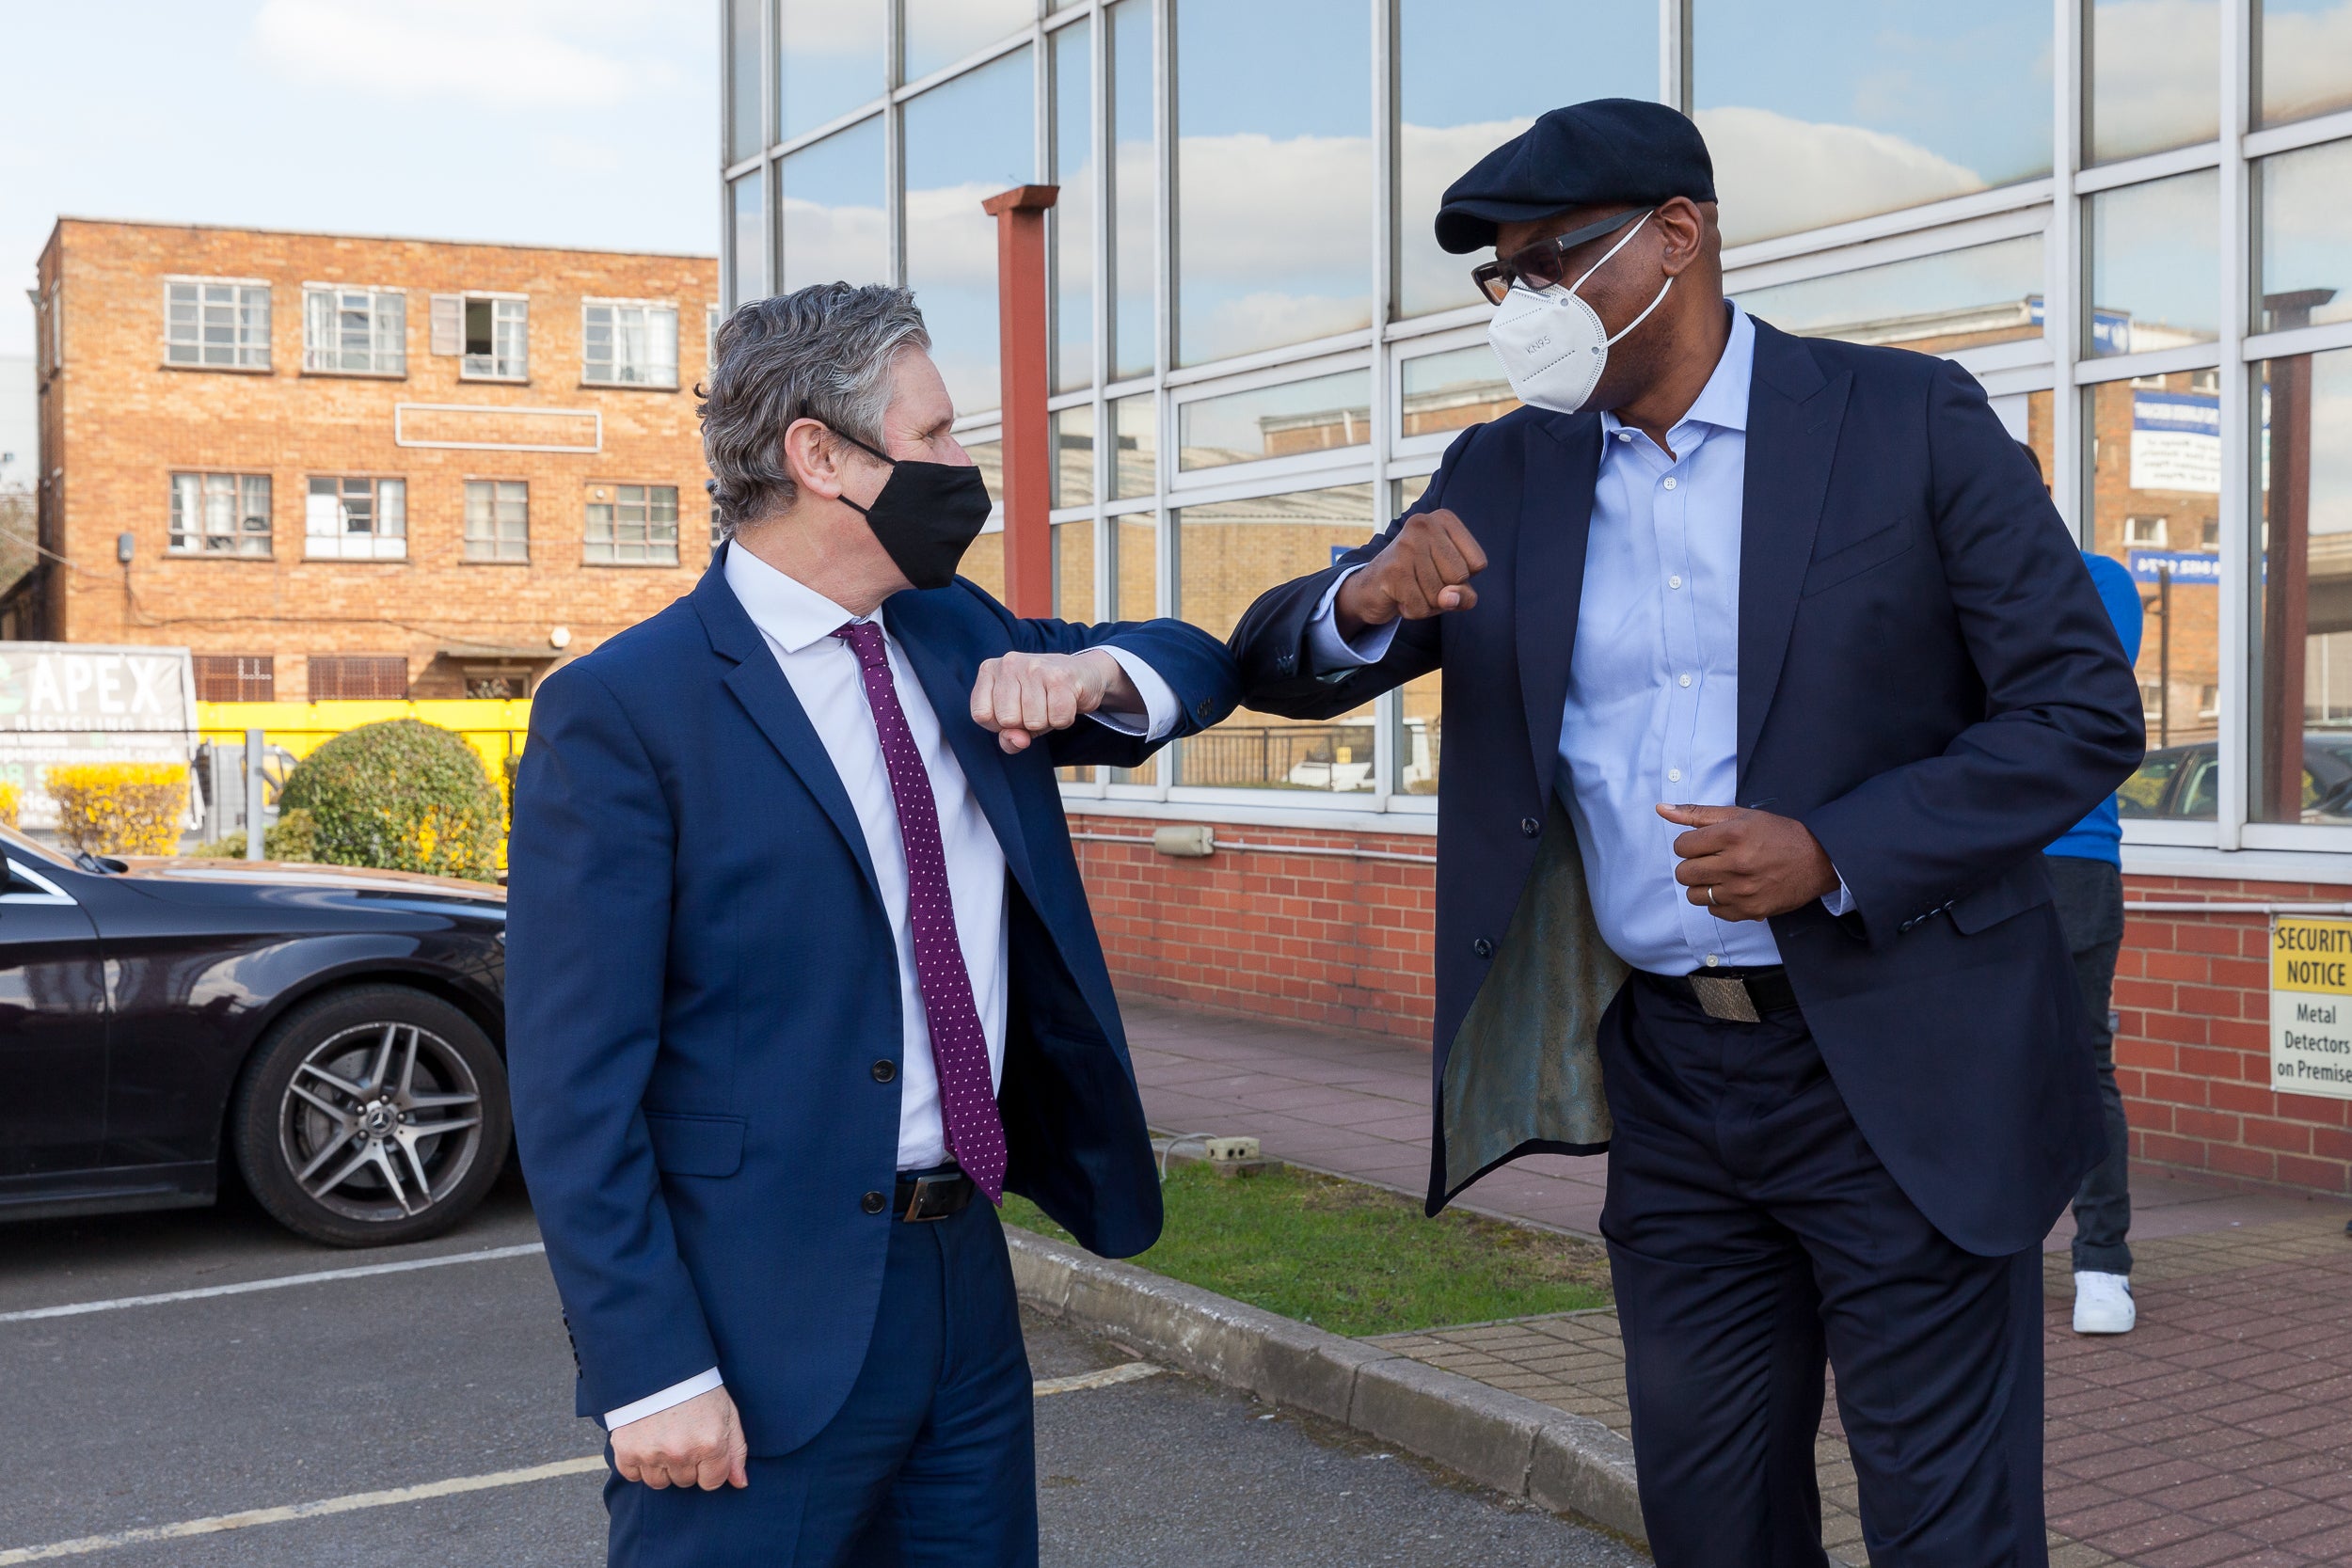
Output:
[278, 721, 501, 882]
[193, 807, 318, 862]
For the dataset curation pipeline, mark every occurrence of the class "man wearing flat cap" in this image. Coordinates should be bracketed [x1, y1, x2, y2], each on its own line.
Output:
[1230, 99, 2143, 1565]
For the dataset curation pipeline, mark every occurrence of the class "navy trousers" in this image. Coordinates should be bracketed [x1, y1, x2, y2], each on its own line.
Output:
[1598, 974, 2046, 1568]
[605, 1197, 1037, 1568]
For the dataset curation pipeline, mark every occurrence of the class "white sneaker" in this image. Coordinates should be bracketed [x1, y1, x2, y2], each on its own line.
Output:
[2073, 1270, 2136, 1334]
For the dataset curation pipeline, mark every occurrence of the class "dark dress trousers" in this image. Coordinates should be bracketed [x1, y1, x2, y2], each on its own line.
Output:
[507, 555, 1238, 1564]
[1229, 319, 2144, 1564]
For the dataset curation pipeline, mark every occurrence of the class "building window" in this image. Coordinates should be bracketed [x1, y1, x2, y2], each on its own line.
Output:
[303, 286, 406, 375]
[169, 473, 272, 557]
[165, 279, 270, 369]
[192, 654, 275, 703]
[2125, 515, 2169, 547]
[585, 483, 680, 564]
[307, 656, 409, 701]
[464, 480, 530, 562]
[306, 476, 406, 561]
[431, 295, 528, 379]
[35, 279, 60, 378]
[581, 302, 679, 388]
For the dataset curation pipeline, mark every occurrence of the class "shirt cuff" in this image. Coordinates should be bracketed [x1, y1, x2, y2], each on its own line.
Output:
[1820, 875, 1856, 918]
[1305, 566, 1401, 671]
[605, 1367, 723, 1431]
[1089, 646, 1180, 740]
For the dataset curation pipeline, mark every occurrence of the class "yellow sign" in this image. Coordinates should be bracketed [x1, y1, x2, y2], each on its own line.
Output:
[2270, 917, 2352, 1101]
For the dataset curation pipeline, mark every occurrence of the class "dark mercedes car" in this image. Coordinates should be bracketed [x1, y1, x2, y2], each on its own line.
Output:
[0, 824, 508, 1247]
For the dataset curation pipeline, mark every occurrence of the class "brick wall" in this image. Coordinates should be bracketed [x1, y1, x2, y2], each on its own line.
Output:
[25, 219, 716, 691]
[1072, 816, 2352, 1200]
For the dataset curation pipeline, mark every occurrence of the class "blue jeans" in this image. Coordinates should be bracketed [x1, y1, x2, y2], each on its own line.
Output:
[2045, 853, 2132, 1276]
[605, 1196, 1038, 1568]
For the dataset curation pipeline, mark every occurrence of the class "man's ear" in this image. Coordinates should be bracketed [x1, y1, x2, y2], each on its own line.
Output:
[1656, 198, 1708, 279]
[781, 418, 845, 501]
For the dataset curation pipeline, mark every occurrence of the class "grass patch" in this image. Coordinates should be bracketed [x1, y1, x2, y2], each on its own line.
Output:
[1004, 1161, 1612, 1338]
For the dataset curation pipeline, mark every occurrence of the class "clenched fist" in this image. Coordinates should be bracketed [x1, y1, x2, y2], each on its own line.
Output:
[1333, 508, 1489, 639]
[1660, 804, 1841, 922]
[971, 649, 1143, 753]
[611, 1385, 749, 1492]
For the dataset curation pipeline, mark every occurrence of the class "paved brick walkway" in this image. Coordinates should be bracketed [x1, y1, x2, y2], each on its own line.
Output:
[1122, 996, 2352, 1567]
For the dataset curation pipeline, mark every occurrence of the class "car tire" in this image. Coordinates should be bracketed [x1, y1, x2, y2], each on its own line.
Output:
[230, 985, 511, 1248]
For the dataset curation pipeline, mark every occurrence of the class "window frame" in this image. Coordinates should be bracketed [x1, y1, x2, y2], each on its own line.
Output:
[301, 283, 408, 378]
[163, 277, 272, 372]
[583, 482, 684, 567]
[462, 478, 532, 564]
[456, 293, 531, 382]
[303, 475, 409, 562]
[168, 471, 274, 559]
[580, 298, 682, 390]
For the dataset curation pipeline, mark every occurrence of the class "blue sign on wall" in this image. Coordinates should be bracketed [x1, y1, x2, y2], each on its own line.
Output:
[2127, 549, 2221, 585]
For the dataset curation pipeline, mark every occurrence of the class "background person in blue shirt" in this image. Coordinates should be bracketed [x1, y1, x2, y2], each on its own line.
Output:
[2026, 442, 2148, 1335]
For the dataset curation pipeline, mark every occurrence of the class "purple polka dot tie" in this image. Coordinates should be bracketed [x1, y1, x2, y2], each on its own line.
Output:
[833, 620, 1008, 1204]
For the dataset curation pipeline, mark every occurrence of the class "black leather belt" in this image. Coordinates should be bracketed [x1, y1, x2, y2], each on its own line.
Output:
[1645, 965, 1801, 1022]
[894, 1168, 975, 1222]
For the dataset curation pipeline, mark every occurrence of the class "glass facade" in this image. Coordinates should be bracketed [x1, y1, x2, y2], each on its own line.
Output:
[730, 1, 2352, 851]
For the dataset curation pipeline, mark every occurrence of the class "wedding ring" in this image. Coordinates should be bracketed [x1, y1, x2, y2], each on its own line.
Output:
[1707, 884, 1718, 907]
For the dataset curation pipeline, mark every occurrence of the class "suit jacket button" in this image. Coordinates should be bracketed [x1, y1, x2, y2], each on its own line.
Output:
[1196, 701, 1214, 721]
[1473, 938, 1494, 958]
[1519, 816, 1540, 837]
[871, 1059, 897, 1084]
[1277, 655, 1297, 674]
[861, 1190, 887, 1215]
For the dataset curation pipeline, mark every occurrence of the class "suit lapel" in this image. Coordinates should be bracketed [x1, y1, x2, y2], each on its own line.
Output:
[887, 599, 1041, 905]
[1737, 321, 1851, 783]
[691, 557, 883, 902]
[1516, 414, 1603, 798]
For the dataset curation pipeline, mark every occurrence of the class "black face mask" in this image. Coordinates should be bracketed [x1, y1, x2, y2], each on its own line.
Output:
[832, 430, 993, 592]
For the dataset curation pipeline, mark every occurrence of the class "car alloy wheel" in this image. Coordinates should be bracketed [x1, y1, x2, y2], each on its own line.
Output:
[280, 1021, 485, 1224]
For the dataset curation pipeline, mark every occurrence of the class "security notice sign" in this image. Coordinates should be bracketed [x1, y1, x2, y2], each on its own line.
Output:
[2270, 917, 2352, 1101]
[0, 642, 198, 830]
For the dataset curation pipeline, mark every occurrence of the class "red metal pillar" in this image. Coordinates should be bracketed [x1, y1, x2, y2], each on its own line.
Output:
[982, 183, 1058, 618]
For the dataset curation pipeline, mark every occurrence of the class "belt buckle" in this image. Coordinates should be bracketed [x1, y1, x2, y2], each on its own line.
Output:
[900, 1173, 957, 1223]
[1689, 974, 1761, 1024]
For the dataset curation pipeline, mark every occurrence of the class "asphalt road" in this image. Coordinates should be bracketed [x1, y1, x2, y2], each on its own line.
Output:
[0, 1171, 1640, 1567]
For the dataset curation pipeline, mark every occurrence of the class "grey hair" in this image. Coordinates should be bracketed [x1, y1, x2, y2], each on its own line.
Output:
[699, 282, 931, 538]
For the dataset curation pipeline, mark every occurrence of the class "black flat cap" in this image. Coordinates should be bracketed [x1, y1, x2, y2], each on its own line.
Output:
[1435, 98, 1716, 255]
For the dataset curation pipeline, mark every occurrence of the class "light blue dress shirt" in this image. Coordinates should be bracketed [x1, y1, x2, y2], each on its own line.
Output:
[1312, 305, 1845, 974]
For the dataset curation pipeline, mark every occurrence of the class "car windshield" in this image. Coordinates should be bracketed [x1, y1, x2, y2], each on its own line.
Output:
[0, 821, 83, 873]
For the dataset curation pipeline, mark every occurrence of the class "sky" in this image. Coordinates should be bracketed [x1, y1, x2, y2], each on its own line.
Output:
[0, 0, 719, 359]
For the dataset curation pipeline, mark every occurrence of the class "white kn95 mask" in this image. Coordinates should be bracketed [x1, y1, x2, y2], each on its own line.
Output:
[1486, 210, 1673, 416]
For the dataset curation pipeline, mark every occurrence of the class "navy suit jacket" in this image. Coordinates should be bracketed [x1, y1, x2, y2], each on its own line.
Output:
[1230, 319, 2145, 1257]
[507, 552, 1239, 1454]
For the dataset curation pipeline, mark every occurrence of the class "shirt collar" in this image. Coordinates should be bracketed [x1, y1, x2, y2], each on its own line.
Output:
[1599, 301, 1755, 446]
[722, 539, 869, 655]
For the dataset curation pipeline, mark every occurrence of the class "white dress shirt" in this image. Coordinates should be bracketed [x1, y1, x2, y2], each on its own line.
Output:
[605, 546, 1177, 1432]
[1310, 305, 1850, 975]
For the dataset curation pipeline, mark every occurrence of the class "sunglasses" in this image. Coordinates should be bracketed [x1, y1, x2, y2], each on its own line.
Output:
[1470, 207, 1655, 307]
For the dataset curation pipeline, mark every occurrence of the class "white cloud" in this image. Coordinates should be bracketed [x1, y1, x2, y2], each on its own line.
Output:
[775, 195, 890, 292]
[2260, 1, 2352, 122]
[2085, 0, 2223, 158]
[903, 180, 1006, 289]
[1697, 105, 1986, 248]
[1184, 291, 1375, 366]
[1173, 132, 1374, 279]
[249, 0, 675, 109]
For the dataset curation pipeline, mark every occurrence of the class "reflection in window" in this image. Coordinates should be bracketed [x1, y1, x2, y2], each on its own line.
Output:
[778, 0, 884, 142]
[1053, 19, 1095, 392]
[1112, 511, 1158, 784]
[2088, 378, 2218, 818]
[2089, 0, 2218, 165]
[904, 0, 1032, 82]
[1056, 519, 1097, 621]
[1113, 393, 1155, 499]
[731, 172, 767, 304]
[1175, 0, 1370, 365]
[1394, 474, 1439, 795]
[905, 50, 1034, 414]
[1053, 404, 1096, 507]
[586, 484, 680, 565]
[1396, 0, 1653, 317]
[779, 119, 888, 295]
[2255, 137, 2352, 334]
[964, 438, 1006, 507]
[728, 0, 763, 164]
[2086, 170, 2219, 357]
[2254, 346, 2352, 824]
[307, 476, 406, 562]
[1175, 484, 1377, 791]
[1732, 234, 2044, 352]
[1692, 0, 2052, 248]
[2258, 0, 2352, 126]
[1178, 370, 1371, 472]
[961, 521, 1008, 601]
[1110, 0, 1154, 380]
[1400, 346, 1519, 439]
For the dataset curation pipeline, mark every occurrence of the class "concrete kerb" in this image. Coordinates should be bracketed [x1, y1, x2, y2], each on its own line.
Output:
[1004, 1226, 1648, 1542]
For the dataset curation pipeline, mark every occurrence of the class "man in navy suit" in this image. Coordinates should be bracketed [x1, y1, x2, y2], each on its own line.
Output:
[507, 281, 1236, 1567]
[1230, 103, 2142, 1565]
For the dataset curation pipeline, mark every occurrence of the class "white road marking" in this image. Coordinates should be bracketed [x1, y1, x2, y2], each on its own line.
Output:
[0, 1455, 606, 1564]
[0, 1243, 548, 1324]
[1032, 1360, 1162, 1397]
